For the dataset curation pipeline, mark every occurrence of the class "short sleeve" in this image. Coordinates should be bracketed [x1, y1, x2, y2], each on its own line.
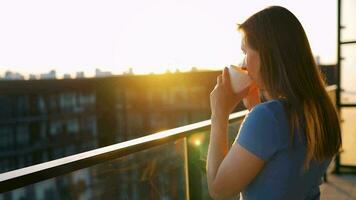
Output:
[235, 103, 281, 161]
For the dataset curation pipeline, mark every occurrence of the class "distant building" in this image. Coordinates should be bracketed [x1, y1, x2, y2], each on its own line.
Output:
[40, 70, 56, 79]
[76, 71, 85, 78]
[190, 66, 198, 72]
[0, 71, 225, 171]
[3, 71, 25, 80]
[63, 74, 71, 79]
[315, 55, 321, 65]
[29, 74, 37, 80]
[123, 67, 134, 75]
[95, 68, 112, 77]
[0, 70, 223, 199]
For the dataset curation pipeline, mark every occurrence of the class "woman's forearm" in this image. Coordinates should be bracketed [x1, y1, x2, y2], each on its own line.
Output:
[207, 116, 229, 192]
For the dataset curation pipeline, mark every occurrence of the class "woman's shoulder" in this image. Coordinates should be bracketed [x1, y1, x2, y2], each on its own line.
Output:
[237, 99, 288, 161]
[243, 99, 285, 128]
[250, 99, 286, 120]
[257, 99, 285, 109]
[246, 99, 291, 135]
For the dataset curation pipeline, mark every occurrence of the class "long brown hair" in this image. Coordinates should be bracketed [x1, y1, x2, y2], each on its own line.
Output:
[238, 6, 342, 169]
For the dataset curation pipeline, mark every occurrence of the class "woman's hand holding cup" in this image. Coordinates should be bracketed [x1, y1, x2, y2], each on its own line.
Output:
[228, 65, 261, 110]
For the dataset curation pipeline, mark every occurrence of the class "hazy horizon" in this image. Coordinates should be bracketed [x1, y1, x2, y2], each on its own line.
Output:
[0, 0, 340, 78]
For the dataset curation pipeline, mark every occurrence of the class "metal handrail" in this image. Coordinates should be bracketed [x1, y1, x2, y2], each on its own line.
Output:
[0, 85, 337, 193]
[0, 110, 248, 192]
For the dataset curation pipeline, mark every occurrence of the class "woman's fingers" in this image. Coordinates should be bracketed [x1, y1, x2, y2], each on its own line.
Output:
[217, 75, 222, 85]
[222, 67, 230, 85]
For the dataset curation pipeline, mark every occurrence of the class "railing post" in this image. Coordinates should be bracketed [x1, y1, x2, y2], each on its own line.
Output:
[183, 137, 190, 200]
[334, 154, 340, 174]
[186, 135, 202, 200]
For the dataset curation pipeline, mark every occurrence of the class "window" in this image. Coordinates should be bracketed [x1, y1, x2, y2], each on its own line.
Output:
[0, 97, 12, 118]
[16, 95, 29, 117]
[50, 121, 62, 136]
[82, 116, 97, 135]
[0, 126, 13, 149]
[79, 92, 96, 106]
[60, 92, 76, 111]
[16, 124, 29, 146]
[67, 119, 79, 134]
[37, 95, 47, 114]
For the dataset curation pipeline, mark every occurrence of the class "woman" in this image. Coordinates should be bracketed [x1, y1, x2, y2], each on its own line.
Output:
[207, 6, 341, 200]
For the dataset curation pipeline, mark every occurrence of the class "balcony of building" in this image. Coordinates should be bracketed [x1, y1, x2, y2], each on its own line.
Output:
[0, 85, 356, 199]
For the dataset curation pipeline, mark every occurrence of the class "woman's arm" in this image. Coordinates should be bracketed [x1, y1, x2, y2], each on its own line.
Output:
[207, 68, 264, 199]
[207, 116, 265, 200]
[206, 117, 229, 198]
[206, 116, 229, 198]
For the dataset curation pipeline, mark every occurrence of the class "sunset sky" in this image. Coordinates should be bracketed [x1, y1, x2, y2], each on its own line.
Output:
[0, 0, 339, 78]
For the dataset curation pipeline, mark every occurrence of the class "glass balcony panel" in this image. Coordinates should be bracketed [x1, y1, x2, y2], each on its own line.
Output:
[340, 108, 356, 166]
[190, 118, 244, 199]
[341, 0, 356, 42]
[0, 139, 187, 200]
[340, 44, 356, 104]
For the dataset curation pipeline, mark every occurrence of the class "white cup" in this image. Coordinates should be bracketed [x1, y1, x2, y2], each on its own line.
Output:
[228, 65, 252, 93]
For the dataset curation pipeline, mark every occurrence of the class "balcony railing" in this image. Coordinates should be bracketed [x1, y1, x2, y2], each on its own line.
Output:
[0, 85, 337, 199]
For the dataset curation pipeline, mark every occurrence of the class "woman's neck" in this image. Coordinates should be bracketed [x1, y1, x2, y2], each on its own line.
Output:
[262, 90, 273, 101]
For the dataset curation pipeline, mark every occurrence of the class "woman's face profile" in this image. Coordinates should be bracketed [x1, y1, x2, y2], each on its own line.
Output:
[241, 39, 264, 89]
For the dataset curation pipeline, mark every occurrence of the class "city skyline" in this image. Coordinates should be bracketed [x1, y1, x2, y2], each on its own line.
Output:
[0, 0, 339, 78]
[0, 66, 204, 80]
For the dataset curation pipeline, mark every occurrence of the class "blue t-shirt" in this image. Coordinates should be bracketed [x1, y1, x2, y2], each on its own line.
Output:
[235, 99, 331, 200]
